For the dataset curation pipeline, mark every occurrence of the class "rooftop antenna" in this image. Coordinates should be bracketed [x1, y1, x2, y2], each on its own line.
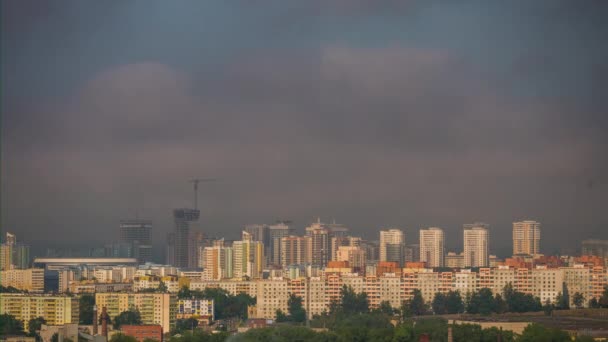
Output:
[189, 178, 216, 209]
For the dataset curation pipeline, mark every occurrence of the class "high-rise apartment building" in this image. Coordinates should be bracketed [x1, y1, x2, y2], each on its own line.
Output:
[280, 236, 307, 267]
[171, 208, 200, 268]
[268, 222, 293, 266]
[119, 219, 153, 263]
[513, 220, 541, 256]
[463, 223, 489, 267]
[379, 229, 405, 266]
[1, 233, 30, 270]
[202, 240, 233, 281]
[305, 221, 329, 267]
[233, 232, 264, 279]
[419, 227, 445, 267]
[335, 246, 366, 271]
[330, 236, 361, 261]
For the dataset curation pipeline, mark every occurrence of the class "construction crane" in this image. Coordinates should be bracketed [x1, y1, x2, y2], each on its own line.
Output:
[189, 178, 216, 210]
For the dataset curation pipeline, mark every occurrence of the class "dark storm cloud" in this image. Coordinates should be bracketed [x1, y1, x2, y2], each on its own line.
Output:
[2, 1, 607, 258]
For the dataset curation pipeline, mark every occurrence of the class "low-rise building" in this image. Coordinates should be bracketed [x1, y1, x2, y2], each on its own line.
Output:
[120, 325, 163, 342]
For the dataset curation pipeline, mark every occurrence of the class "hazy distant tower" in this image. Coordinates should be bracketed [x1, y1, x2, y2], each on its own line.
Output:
[463, 223, 489, 267]
[119, 219, 152, 263]
[379, 229, 405, 267]
[419, 227, 445, 267]
[172, 208, 200, 268]
[512, 220, 540, 256]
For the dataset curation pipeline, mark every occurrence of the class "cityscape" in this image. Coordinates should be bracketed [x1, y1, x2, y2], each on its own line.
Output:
[2, 1, 608, 342]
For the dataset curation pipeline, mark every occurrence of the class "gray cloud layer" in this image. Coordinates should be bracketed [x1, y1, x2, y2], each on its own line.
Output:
[2, 1, 607, 259]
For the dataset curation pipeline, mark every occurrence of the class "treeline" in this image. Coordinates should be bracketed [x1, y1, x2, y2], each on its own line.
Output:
[0, 285, 27, 293]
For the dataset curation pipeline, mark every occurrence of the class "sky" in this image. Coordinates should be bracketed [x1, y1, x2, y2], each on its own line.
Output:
[2, 0, 608, 260]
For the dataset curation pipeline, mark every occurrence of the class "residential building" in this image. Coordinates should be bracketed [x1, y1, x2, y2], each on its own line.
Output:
[121, 325, 163, 342]
[95, 293, 176, 332]
[445, 252, 464, 269]
[335, 246, 366, 271]
[0, 294, 78, 329]
[280, 236, 307, 267]
[176, 298, 214, 321]
[380, 229, 405, 266]
[268, 222, 293, 266]
[419, 228, 445, 268]
[463, 223, 490, 267]
[233, 232, 264, 279]
[202, 241, 233, 281]
[513, 220, 541, 256]
[0, 268, 44, 292]
[133, 275, 180, 293]
[305, 221, 329, 267]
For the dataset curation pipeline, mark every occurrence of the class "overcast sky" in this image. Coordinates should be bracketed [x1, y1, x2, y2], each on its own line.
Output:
[2, 0, 607, 259]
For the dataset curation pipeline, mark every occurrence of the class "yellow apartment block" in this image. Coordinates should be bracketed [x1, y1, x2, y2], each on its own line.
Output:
[95, 293, 176, 332]
[0, 294, 78, 329]
[0, 269, 44, 293]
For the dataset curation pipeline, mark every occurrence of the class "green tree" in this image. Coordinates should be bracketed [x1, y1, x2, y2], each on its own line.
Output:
[572, 292, 585, 309]
[287, 294, 306, 323]
[27, 317, 46, 339]
[50, 333, 59, 342]
[109, 333, 138, 342]
[409, 289, 428, 316]
[599, 285, 608, 308]
[467, 288, 494, 315]
[79, 294, 95, 325]
[177, 286, 191, 299]
[157, 280, 168, 293]
[339, 285, 369, 314]
[275, 309, 289, 322]
[445, 291, 464, 314]
[503, 283, 541, 313]
[393, 321, 415, 342]
[542, 298, 554, 316]
[399, 300, 413, 320]
[173, 318, 198, 334]
[481, 327, 516, 342]
[432, 293, 447, 315]
[493, 294, 507, 314]
[452, 323, 483, 342]
[412, 318, 448, 342]
[377, 300, 395, 316]
[112, 309, 142, 329]
[0, 314, 25, 335]
[560, 283, 570, 309]
[589, 297, 600, 308]
[519, 323, 571, 342]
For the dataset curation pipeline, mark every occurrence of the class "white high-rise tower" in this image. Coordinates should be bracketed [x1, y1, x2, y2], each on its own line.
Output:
[463, 223, 489, 267]
[419, 227, 445, 267]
